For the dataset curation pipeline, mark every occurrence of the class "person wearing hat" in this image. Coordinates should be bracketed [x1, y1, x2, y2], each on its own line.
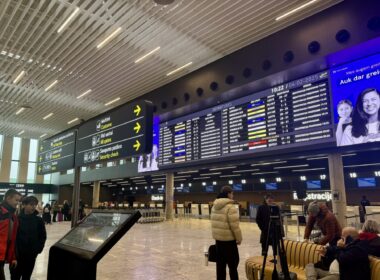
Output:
[211, 186, 242, 280]
[304, 201, 341, 246]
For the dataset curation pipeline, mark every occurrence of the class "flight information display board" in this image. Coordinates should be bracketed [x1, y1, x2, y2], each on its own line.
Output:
[159, 71, 334, 168]
[75, 100, 153, 166]
[37, 130, 76, 174]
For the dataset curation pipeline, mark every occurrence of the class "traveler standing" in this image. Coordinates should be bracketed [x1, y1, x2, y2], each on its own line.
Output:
[211, 186, 242, 280]
[256, 194, 276, 255]
[61, 200, 70, 221]
[0, 189, 22, 280]
[10, 196, 46, 280]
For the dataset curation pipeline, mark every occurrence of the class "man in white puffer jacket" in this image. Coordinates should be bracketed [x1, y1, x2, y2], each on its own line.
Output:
[211, 185, 242, 280]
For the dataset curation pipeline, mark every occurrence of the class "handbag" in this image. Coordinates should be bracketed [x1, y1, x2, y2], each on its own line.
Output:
[208, 244, 217, 262]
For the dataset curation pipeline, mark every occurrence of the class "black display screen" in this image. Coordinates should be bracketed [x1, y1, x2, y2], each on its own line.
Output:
[75, 100, 153, 166]
[159, 71, 334, 168]
[37, 130, 76, 174]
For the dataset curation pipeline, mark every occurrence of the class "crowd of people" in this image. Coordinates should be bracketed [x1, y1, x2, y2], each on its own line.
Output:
[0, 189, 81, 280]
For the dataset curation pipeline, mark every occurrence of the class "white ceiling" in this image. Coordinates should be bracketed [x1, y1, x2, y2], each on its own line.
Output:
[0, 0, 342, 139]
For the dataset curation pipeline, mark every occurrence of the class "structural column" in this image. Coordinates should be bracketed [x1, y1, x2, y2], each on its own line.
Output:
[165, 173, 174, 221]
[328, 153, 347, 227]
[92, 181, 100, 208]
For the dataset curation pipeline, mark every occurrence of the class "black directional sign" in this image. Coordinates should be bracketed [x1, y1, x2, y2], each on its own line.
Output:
[37, 130, 76, 175]
[75, 100, 153, 166]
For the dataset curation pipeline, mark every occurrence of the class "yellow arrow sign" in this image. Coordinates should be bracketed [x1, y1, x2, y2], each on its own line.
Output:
[133, 140, 141, 151]
[134, 122, 141, 134]
[38, 166, 42, 172]
[39, 156, 42, 162]
[134, 105, 141, 116]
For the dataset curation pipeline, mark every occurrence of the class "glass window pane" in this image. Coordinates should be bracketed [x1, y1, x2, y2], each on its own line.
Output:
[0, 134, 3, 159]
[28, 139, 38, 162]
[12, 137, 21, 161]
[81, 166, 87, 172]
[9, 161, 19, 182]
[67, 169, 74, 174]
[27, 162, 36, 183]
[43, 174, 51, 184]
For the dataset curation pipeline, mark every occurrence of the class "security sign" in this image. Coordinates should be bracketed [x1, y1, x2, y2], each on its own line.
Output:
[75, 100, 153, 166]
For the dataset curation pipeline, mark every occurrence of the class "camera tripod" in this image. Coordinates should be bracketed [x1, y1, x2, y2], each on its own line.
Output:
[260, 206, 291, 280]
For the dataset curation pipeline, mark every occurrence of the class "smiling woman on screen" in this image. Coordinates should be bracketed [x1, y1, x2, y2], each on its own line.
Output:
[340, 88, 380, 146]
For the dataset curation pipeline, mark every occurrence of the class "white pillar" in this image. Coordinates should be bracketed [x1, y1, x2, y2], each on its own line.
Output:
[328, 153, 347, 227]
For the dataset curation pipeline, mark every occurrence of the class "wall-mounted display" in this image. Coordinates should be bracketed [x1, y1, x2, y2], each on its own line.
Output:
[159, 71, 333, 169]
[76, 101, 153, 166]
[357, 177, 376, 188]
[330, 53, 380, 147]
[37, 130, 76, 174]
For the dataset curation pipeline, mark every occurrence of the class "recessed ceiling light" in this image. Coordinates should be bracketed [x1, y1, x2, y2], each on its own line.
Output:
[135, 47, 160, 63]
[40, 133, 47, 138]
[105, 97, 120, 106]
[43, 113, 54, 120]
[67, 117, 79, 124]
[77, 89, 92, 99]
[166, 62, 193, 76]
[45, 80, 58, 91]
[13, 70, 26, 84]
[57, 7, 80, 33]
[15, 107, 25, 115]
[275, 0, 318, 21]
[97, 27, 122, 49]
[18, 130, 25, 135]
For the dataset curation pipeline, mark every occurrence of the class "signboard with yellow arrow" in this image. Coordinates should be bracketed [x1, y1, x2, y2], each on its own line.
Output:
[37, 130, 76, 175]
[75, 100, 153, 166]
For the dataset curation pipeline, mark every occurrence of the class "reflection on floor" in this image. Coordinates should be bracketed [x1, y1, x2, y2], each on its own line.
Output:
[11, 218, 301, 280]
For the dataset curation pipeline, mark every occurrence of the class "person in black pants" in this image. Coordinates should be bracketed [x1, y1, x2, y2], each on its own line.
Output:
[256, 194, 276, 255]
[10, 196, 46, 280]
[211, 186, 242, 280]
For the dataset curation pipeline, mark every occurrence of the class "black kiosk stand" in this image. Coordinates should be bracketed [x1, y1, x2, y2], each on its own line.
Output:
[47, 210, 141, 280]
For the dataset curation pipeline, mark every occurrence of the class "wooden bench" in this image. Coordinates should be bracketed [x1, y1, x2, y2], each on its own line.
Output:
[245, 239, 380, 280]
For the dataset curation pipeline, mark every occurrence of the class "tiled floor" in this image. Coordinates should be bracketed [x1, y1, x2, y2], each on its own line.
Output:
[9, 218, 302, 280]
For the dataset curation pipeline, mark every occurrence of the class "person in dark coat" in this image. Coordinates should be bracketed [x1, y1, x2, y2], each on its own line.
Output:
[359, 219, 380, 257]
[61, 200, 70, 221]
[10, 196, 46, 280]
[306, 227, 370, 280]
[256, 194, 276, 255]
[42, 203, 51, 224]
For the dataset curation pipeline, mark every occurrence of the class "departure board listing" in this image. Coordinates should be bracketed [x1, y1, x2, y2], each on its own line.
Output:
[159, 71, 334, 168]
[37, 130, 76, 175]
[75, 100, 153, 166]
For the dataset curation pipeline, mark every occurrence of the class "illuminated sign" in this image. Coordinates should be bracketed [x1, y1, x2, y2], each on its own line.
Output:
[37, 130, 76, 174]
[75, 100, 153, 166]
[293, 191, 332, 201]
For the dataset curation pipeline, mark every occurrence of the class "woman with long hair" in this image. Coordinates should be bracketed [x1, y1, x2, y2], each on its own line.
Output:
[341, 88, 380, 145]
[335, 99, 353, 146]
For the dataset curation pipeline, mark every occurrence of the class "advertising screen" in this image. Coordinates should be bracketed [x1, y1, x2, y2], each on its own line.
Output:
[330, 53, 380, 147]
[357, 177, 376, 187]
[232, 183, 242, 191]
[138, 116, 160, 172]
[306, 180, 322, 189]
[265, 183, 278, 190]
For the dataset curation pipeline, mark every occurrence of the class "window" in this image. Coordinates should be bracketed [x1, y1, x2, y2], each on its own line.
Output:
[28, 139, 38, 162]
[9, 161, 19, 183]
[11, 137, 21, 160]
[9, 137, 22, 182]
[67, 169, 74, 174]
[43, 174, 51, 184]
[27, 163, 36, 183]
[81, 166, 87, 172]
[27, 139, 38, 183]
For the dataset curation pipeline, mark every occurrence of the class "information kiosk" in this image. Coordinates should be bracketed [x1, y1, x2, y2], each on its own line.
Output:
[47, 210, 141, 280]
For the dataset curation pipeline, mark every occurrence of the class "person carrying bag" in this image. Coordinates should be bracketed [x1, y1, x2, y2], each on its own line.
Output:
[210, 186, 242, 280]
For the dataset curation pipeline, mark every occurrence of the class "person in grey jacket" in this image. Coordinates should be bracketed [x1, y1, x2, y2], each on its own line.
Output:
[211, 185, 242, 280]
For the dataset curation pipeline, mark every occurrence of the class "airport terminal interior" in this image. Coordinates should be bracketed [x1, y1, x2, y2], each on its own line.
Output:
[0, 0, 380, 279]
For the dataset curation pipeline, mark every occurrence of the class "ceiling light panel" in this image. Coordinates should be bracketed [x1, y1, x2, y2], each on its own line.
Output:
[0, 0, 341, 137]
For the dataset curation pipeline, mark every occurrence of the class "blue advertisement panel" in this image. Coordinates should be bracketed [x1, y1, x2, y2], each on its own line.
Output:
[330, 53, 380, 146]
